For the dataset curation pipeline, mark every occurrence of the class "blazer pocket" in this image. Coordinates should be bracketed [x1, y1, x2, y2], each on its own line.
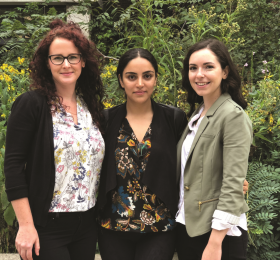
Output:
[201, 134, 215, 139]
[198, 197, 219, 211]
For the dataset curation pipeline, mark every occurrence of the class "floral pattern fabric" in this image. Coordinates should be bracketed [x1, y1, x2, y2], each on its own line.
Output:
[49, 95, 105, 212]
[99, 118, 175, 233]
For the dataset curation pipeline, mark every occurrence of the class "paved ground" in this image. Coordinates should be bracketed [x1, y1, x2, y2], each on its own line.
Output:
[0, 253, 178, 260]
[0, 255, 102, 260]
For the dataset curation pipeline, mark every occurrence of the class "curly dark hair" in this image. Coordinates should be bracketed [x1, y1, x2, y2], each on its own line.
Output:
[29, 19, 104, 131]
[182, 39, 247, 118]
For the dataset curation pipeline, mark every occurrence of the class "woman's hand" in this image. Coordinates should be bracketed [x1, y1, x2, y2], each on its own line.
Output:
[16, 224, 40, 260]
[201, 229, 228, 260]
[11, 198, 40, 260]
[243, 179, 249, 194]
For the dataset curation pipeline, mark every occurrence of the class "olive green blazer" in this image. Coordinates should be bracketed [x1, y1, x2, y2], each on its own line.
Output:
[177, 93, 252, 237]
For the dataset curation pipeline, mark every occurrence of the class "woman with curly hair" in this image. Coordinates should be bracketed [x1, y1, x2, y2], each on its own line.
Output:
[4, 19, 105, 260]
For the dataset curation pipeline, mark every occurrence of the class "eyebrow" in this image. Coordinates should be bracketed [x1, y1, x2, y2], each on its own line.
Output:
[125, 71, 155, 75]
[189, 62, 215, 66]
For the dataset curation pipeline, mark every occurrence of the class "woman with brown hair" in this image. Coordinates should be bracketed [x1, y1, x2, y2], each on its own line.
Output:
[4, 19, 104, 260]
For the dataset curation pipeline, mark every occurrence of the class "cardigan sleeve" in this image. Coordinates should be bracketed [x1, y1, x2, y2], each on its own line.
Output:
[215, 105, 252, 221]
[4, 92, 40, 201]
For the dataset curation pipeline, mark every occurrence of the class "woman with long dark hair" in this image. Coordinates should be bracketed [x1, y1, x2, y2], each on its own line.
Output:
[97, 48, 188, 260]
[4, 19, 104, 260]
[175, 39, 252, 260]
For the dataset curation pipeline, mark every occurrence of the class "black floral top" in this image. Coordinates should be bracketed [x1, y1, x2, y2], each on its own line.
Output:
[99, 118, 175, 233]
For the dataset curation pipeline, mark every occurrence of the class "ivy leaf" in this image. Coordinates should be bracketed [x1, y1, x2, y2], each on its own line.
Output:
[1, 189, 9, 210]
[4, 203, 15, 226]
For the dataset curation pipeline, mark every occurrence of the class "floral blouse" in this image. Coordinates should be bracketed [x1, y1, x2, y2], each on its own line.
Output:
[49, 95, 105, 212]
[99, 118, 175, 233]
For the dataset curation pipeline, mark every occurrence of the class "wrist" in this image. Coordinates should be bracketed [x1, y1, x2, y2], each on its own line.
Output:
[208, 228, 228, 247]
[18, 221, 35, 228]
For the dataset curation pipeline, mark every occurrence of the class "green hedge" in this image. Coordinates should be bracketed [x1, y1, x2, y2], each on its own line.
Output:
[1, 1, 280, 257]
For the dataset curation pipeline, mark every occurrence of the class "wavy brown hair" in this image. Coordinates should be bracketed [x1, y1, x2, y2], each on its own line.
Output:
[29, 19, 104, 131]
[182, 39, 247, 118]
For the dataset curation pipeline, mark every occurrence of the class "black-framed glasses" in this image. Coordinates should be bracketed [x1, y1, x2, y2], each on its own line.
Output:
[48, 54, 82, 65]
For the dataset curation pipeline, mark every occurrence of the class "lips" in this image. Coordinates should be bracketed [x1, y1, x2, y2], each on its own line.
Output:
[134, 91, 145, 94]
[61, 72, 73, 76]
[196, 82, 210, 86]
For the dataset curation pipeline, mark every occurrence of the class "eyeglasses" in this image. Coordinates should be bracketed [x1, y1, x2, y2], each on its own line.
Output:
[48, 54, 82, 65]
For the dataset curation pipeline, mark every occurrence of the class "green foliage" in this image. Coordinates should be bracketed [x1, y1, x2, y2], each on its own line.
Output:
[0, 0, 280, 255]
[245, 79, 280, 167]
[0, 3, 68, 65]
[246, 162, 280, 259]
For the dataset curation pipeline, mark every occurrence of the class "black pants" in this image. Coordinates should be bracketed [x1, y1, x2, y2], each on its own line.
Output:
[26, 207, 97, 260]
[98, 227, 176, 260]
[175, 223, 248, 260]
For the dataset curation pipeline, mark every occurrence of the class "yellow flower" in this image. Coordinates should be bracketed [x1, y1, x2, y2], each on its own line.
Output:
[18, 57, 25, 65]
[163, 87, 168, 91]
[1, 114, 6, 118]
[4, 74, 12, 82]
[269, 114, 273, 125]
[21, 69, 25, 74]
[0, 64, 8, 70]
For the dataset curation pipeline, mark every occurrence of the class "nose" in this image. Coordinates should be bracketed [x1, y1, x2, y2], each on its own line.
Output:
[62, 58, 71, 67]
[197, 68, 204, 77]
[136, 77, 144, 87]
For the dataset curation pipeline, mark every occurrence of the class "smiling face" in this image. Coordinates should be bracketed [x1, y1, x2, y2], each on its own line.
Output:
[48, 37, 85, 90]
[119, 57, 157, 104]
[188, 48, 228, 101]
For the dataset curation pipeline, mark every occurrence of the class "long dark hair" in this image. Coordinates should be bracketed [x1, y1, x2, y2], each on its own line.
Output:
[117, 48, 158, 89]
[182, 39, 247, 117]
[29, 19, 104, 131]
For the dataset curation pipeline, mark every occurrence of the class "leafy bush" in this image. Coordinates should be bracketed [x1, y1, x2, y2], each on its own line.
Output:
[245, 79, 280, 167]
[246, 162, 280, 260]
[0, 3, 67, 65]
[0, 0, 280, 256]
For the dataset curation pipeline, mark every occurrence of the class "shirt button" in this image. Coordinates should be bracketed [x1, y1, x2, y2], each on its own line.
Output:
[185, 186, 189, 191]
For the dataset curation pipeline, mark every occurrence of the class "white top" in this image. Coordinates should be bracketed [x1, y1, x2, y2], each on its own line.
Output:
[175, 106, 247, 236]
[49, 95, 105, 212]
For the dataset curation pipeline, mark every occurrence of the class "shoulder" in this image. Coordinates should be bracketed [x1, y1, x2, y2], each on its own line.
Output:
[102, 103, 125, 122]
[218, 98, 252, 129]
[157, 103, 185, 115]
[12, 90, 48, 116]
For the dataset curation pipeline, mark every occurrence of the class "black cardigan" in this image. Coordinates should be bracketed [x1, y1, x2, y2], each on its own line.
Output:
[98, 100, 188, 216]
[5, 91, 55, 227]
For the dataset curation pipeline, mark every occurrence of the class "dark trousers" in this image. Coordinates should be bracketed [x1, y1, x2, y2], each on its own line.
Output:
[26, 207, 97, 260]
[175, 223, 248, 260]
[98, 227, 176, 260]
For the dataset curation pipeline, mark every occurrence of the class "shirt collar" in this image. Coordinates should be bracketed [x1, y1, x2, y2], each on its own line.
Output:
[188, 105, 204, 132]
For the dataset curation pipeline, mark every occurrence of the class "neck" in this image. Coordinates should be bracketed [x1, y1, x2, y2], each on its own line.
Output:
[55, 85, 76, 103]
[126, 99, 153, 117]
[202, 89, 221, 113]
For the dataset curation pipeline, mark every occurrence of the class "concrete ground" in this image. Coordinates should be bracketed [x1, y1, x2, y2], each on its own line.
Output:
[0, 253, 179, 260]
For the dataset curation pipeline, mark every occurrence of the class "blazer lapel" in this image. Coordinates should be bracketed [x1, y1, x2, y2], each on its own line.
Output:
[185, 93, 232, 163]
[187, 116, 209, 158]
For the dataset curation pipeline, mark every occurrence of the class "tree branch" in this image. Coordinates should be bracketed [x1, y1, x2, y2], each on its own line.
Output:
[97, 49, 119, 61]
